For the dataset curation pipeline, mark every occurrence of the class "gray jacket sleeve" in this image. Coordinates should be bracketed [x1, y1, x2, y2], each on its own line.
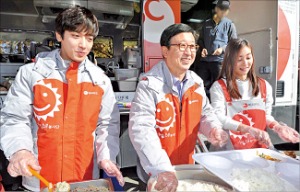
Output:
[0, 67, 34, 158]
[129, 81, 174, 177]
[95, 79, 120, 163]
[198, 80, 223, 136]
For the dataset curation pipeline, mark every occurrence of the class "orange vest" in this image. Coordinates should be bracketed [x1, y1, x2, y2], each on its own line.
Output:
[155, 84, 203, 165]
[218, 78, 267, 149]
[33, 62, 103, 188]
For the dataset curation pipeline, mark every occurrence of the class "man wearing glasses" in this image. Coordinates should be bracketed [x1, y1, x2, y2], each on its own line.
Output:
[129, 24, 228, 191]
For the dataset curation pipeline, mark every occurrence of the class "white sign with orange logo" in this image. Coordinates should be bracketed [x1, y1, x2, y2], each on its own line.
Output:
[276, 0, 299, 105]
[143, 0, 180, 72]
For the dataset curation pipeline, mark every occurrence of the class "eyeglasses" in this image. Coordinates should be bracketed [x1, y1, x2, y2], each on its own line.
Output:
[169, 43, 199, 52]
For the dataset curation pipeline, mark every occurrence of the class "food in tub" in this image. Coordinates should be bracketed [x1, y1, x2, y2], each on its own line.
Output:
[42, 181, 70, 192]
[151, 179, 230, 192]
[256, 151, 281, 162]
[176, 180, 228, 192]
[283, 151, 297, 159]
[231, 168, 297, 191]
[54, 181, 70, 192]
[71, 185, 109, 192]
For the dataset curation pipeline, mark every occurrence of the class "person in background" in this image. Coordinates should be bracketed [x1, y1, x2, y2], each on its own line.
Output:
[0, 6, 123, 191]
[129, 24, 229, 192]
[194, 0, 237, 97]
[210, 38, 300, 150]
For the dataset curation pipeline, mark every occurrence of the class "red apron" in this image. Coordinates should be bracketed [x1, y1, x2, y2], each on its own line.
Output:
[155, 84, 203, 165]
[218, 78, 267, 149]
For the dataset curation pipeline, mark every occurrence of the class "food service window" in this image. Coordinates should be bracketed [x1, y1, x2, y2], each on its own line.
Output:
[92, 36, 113, 59]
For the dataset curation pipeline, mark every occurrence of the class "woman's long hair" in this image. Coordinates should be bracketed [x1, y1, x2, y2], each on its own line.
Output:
[218, 38, 259, 99]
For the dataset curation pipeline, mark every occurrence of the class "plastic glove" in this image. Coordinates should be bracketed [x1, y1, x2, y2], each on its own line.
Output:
[207, 128, 229, 147]
[239, 125, 271, 146]
[272, 124, 300, 143]
[8, 149, 41, 177]
[100, 160, 124, 186]
[154, 171, 178, 192]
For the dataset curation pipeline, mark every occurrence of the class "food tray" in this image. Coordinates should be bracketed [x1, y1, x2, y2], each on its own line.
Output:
[193, 148, 300, 191]
[147, 164, 233, 191]
[69, 178, 114, 191]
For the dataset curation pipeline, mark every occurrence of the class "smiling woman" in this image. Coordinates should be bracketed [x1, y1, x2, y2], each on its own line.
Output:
[218, 39, 259, 99]
[210, 38, 300, 150]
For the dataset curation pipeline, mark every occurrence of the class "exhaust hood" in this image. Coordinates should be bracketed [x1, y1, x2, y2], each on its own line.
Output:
[33, 0, 134, 29]
[181, 0, 198, 12]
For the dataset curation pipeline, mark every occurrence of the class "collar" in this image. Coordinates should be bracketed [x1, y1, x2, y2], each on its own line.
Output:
[162, 62, 191, 93]
[55, 50, 82, 70]
[211, 17, 226, 25]
[33, 49, 102, 86]
[172, 74, 189, 86]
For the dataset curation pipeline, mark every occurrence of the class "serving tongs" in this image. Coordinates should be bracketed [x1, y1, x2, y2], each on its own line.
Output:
[28, 166, 53, 192]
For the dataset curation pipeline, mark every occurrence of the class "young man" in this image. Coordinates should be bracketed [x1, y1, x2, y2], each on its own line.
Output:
[194, 0, 237, 97]
[0, 6, 123, 191]
[129, 24, 228, 192]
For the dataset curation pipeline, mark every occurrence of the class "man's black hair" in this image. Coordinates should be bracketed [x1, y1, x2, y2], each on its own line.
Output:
[216, 0, 230, 10]
[160, 23, 198, 47]
[55, 6, 99, 39]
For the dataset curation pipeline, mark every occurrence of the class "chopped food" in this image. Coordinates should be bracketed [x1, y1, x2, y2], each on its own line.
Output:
[176, 180, 229, 192]
[71, 185, 109, 192]
[151, 179, 230, 192]
[231, 168, 296, 191]
[256, 151, 281, 162]
[54, 181, 70, 192]
[0, 86, 7, 91]
[283, 151, 297, 159]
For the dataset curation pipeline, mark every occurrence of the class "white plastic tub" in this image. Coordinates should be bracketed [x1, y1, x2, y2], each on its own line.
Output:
[117, 77, 138, 91]
[114, 68, 140, 80]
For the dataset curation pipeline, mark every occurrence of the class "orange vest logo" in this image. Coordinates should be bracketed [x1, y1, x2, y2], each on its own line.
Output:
[232, 112, 254, 127]
[33, 80, 62, 121]
[155, 97, 176, 132]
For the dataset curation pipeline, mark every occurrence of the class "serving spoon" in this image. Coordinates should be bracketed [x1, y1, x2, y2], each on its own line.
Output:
[28, 166, 53, 192]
